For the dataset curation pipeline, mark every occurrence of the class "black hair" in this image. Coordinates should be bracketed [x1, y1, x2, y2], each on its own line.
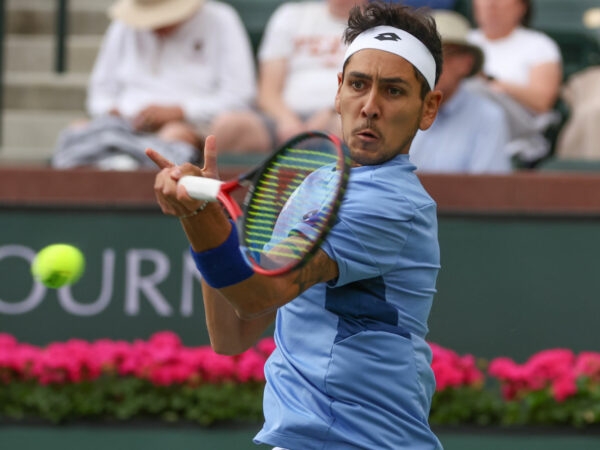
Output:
[343, 1, 443, 98]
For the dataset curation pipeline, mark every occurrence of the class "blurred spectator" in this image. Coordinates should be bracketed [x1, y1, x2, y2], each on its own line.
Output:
[410, 10, 512, 174]
[376, 0, 457, 9]
[465, 0, 563, 166]
[211, 0, 367, 154]
[554, 66, 600, 160]
[52, 0, 256, 170]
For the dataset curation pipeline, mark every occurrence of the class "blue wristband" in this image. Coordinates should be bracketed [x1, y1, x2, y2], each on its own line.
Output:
[189, 220, 254, 288]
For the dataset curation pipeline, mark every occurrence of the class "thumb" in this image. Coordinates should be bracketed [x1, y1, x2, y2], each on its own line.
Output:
[202, 135, 220, 179]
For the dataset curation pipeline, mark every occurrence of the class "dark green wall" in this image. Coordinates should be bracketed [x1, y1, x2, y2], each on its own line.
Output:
[428, 216, 600, 361]
[2, 209, 599, 361]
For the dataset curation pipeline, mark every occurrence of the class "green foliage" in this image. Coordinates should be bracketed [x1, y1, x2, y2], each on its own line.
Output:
[430, 386, 504, 426]
[0, 376, 264, 425]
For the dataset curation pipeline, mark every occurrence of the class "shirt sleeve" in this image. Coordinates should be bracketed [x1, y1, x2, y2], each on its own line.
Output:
[321, 189, 417, 287]
[86, 22, 126, 117]
[180, 5, 257, 123]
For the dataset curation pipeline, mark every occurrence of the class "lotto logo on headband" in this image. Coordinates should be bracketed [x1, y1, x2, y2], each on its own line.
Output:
[374, 32, 402, 42]
[343, 26, 436, 90]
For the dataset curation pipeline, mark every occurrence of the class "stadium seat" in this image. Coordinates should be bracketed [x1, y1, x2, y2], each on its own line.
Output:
[547, 29, 600, 79]
[224, 0, 288, 53]
[536, 157, 600, 172]
[531, 0, 600, 78]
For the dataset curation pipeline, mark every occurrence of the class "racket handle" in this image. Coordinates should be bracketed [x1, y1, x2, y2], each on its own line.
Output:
[179, 176, 223, 202]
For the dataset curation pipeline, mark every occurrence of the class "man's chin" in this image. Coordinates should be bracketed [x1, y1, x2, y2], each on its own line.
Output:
[350, 151, 391, 167]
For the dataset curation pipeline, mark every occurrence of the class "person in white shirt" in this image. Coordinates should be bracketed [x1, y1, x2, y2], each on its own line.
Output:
[52, 0, 256, 169]
[211, 0, 367, 154]
[409, 10, 512, 174]
[465, 0, 563, 165]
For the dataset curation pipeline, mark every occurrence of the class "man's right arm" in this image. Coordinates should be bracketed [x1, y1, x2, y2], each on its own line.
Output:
[199, 245, 337, 355]
[201, 283, 276, 355]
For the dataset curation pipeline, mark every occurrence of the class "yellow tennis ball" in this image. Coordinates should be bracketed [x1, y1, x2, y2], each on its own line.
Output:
[31, 244, 85, 289]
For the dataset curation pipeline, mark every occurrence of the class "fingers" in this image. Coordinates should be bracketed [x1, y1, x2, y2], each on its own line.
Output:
[152, 166, 201, 216]
[146, 148, 174, 169]
[202, 135, 220, 180]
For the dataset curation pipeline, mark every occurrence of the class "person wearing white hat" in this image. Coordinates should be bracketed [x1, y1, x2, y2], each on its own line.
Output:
[108, 0, 205, 30]
[52, 0, 256, 169]
[409, 9, 513, 173]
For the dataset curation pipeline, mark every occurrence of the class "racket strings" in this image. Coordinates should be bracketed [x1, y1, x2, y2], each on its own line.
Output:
[244, 141, 342, 270]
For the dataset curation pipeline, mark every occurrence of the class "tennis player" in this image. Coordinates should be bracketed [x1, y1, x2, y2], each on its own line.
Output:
[147, 1, 444, 448]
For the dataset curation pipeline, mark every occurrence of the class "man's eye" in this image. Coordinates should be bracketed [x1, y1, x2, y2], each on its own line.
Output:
[350, 80, 364, 89]
[389, 87, 404, 96]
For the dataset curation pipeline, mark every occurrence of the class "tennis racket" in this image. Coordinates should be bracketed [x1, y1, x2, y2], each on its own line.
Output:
[178, 131, 351, 276]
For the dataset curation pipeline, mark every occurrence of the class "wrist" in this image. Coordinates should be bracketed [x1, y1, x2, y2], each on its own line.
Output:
[189, 219, 254, 288]
[178, 200, 209, 219]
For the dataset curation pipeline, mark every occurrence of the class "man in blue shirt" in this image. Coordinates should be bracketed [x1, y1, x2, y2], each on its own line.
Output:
[147, 1, 445, 448]
[409, 10, 512, 174]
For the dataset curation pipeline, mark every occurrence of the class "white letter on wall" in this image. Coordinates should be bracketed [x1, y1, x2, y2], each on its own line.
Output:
[0, 245, 45, 314]
[125, 249, 172, 316]
[180, 250, 203, 316]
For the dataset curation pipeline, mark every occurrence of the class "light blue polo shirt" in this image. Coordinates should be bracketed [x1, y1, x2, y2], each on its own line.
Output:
[254, 154, 443, 449]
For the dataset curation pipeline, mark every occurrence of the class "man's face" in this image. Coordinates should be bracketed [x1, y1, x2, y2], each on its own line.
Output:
[472, 0, 526, 36]
[335, 49, 441, 166]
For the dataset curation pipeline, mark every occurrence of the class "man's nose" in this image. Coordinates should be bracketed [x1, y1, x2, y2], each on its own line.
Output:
[361, 89, 381, 120]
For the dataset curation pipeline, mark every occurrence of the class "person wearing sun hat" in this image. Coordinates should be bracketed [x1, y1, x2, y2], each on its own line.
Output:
[409, 9, 513, 173]
[108, 0, 204, 29]
[52, 0, 256, 170]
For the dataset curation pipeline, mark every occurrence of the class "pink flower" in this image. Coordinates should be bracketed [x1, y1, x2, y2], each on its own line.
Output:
[91, 338, 132, 373]
[149, 363, 196, 386]
[489, 357, 521, 380]
[574, 352, 600, 381]
[430, 343, 484, 391]
[489, 349, 581, 401]
[552, 372, 578, 402]
[0, 333, 17, 349]
[433, 363, 464, 391]
[11, 344, 41, 377]
[200, 351, 237, 383]
[256, 337, 276, 357]
[148, 331, 182, 349]
[236, 348, 267, 383]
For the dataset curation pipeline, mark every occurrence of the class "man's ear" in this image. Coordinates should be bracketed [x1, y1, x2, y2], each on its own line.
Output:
[419, 89, 443, 131]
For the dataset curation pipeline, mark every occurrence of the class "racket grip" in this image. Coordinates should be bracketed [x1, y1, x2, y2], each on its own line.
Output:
[179, 176, 222, 202]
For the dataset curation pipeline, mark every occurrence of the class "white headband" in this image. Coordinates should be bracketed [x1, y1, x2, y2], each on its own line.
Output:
[343, 25, 436, 90]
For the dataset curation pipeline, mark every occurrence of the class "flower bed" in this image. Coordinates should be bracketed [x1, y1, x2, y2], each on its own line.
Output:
[2, 332, 600, 427]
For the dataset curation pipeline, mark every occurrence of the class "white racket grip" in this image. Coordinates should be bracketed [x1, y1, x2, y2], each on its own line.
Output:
[179, 176, 223, 202]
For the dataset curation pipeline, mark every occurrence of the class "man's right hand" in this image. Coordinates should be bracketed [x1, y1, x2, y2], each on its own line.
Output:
[145, 135, 220, 217]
